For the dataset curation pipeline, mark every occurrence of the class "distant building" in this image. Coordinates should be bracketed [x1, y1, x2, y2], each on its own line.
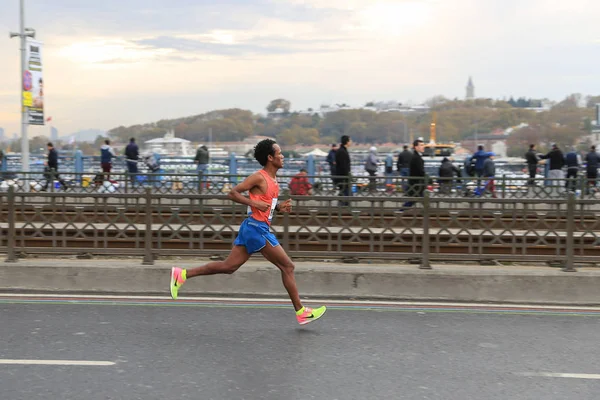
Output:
[466, 76, 475, 99]
[50, 126, 58, 142]
[293, 102, 430, 116]
[267, 108, 287, 120]
[0, 128, 4, 142]
[144, 130, 192, 156]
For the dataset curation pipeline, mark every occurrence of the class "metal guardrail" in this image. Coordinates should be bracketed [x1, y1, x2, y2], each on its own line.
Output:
[1, 171, 599, 200]
[0, 188, 597, 271]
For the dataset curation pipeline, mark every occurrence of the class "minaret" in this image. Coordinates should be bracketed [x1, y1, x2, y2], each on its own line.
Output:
[466, 76, 475, 99]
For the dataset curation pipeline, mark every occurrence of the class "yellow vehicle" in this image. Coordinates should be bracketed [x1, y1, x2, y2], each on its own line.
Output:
[423, 112, 455, 157]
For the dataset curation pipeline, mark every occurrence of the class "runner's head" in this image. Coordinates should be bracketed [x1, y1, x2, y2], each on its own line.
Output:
[255, 139, 283, 168]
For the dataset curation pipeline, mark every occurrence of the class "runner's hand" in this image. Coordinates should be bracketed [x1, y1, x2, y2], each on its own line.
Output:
[279, 199, 292, 213]
[252, 200, 271, 212]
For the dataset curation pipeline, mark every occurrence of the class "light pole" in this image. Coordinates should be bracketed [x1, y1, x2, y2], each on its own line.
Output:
[9, 0, 36, 173]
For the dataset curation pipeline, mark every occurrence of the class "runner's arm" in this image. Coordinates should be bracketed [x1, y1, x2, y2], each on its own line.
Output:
[228, 173, 269, 211]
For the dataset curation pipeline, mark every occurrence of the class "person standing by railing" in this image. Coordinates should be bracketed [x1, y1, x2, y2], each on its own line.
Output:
[540, 143, 565, 196]
[397, 145, 412, 192]
[100, 139, 117, 180]
[472, 145, 490, 190]
[364, 146, 378, 193]
[525, 144, 539, 186]
[335, 135, 352, 206]
[403, 139, 425, 208]
[482, 153, 497, 198]
[564, 147, 582, 193]
[326, 143, 337, 184]
[289, 168, 313, 195]
[585, 145, 599, 194]
[125, 138, 139, 184]
[194, 145, 210, 186]
[439, 157, 460, 195]
[42, 142, 68, 191]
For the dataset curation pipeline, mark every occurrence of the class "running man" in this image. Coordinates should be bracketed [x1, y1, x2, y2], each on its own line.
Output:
[170, 139, 326, 325]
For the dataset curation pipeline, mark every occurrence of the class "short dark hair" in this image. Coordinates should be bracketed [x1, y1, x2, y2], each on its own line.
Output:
[403, 145, 408, 150]
[592, 145, 596, 151]
[529, 144, 535, 150]
[331, 143, 336, 147]
[130, 138, 135, 143]
[254, 139, 277, 166]
[47, 142, 53, 147]
[300, 168, 307, 173]
[105, 139, 110, 145]
[413, 139, 423, 147]
[478, 145, 484, 151]
[341, 135, 350, 146]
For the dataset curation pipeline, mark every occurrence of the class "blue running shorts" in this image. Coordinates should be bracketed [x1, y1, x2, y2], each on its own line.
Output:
[234, 218, 280, 254]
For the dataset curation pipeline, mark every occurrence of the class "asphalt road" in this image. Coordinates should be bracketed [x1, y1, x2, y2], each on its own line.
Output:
[2, 297, 600, 400]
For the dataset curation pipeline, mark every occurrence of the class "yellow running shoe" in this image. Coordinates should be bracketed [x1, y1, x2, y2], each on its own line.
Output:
[296, 306, 327, 325]
[170, 267, 186, 300]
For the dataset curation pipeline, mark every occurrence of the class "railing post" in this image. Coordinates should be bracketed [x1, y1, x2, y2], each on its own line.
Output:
[385, 155, 393, 187]
[142, 188, 154, 265]
[562, 191, 576, 272]
[0, 154, 7, 173]
[74, 150, 83, 183]
[282, 207, 290, 253]
[420, 190, 432, 269]
[307, 155, 315, 185]
[229, 153, 238, 185]
[197, 171, 203, 194]
[5, 186, 17, 263]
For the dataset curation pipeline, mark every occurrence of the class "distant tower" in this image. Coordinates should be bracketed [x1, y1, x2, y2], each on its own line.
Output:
[0, 128, 4, 142]
[50, 126, 58, 142]
[466, 76, 475, 99]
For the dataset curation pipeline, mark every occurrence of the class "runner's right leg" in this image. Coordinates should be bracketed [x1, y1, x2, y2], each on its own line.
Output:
[170, 246, 250, 299]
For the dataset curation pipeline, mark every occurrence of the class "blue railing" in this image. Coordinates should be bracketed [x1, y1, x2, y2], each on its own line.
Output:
[1, 153, 403, 185]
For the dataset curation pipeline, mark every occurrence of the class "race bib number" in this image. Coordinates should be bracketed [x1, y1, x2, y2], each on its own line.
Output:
[268, 198, 278, 222]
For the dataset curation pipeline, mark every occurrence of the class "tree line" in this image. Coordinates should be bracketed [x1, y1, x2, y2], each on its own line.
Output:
[8, 94, 599, 156]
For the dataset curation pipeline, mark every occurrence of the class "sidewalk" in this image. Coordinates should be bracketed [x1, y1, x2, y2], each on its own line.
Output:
[1, 258, 600, 305]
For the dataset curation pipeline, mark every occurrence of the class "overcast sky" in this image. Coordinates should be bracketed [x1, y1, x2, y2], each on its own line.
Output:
[0, 0, 599, 136]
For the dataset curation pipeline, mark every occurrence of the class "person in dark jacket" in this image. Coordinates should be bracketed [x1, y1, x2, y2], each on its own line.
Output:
[124, 138, 139, 183]
[42, 142, 68, 191]
[525, 144, 539, 185]
[482, 153, 497, 198]
[334, 135, 352, 206]
[403, 139, 425, 207]
[564, 147, 581, 192]
[438, 157, 460, 194]
[397, 145, 412, 175]
[100, 139, 117, 179]
[471, 145, 490, 177]
[397, 145, 412, 192]
[540, 143, 565, 195]
[326, 143, 337, 182]
[585, 145, 600, 193]
[194, 145, 210, 183]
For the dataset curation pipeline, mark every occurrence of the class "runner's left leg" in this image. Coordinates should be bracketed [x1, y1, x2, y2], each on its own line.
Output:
[260, 242, 302, 311]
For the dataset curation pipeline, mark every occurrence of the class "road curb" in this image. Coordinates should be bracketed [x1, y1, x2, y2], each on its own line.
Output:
[2, 261, 600, 305]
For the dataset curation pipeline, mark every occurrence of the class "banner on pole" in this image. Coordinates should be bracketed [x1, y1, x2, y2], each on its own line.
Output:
[23, 39, 44, 125]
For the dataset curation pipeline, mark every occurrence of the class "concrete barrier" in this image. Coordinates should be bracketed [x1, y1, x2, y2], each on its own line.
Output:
[2, 259, 600, 305]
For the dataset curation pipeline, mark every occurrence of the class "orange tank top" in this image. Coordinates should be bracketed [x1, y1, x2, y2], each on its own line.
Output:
[247, 169, 279, 225]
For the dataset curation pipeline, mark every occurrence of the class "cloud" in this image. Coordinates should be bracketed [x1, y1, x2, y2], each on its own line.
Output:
[1, 0, 600, 136]
[132, 35, 343, 58]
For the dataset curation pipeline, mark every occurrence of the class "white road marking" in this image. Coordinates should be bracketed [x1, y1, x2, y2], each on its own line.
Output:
[520, 372, 600, 380]
[0, 359, 115, 366]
